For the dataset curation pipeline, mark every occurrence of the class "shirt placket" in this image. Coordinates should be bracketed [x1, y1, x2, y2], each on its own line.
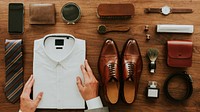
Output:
[56, 63, 63, 109]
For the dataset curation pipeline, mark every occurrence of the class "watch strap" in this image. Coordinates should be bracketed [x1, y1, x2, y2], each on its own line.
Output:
[171, 8, 193, 13]
[144, 8, 161, 13]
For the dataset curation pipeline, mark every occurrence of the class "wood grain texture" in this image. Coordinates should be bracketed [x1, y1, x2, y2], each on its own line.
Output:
[0, 0, 200, 112]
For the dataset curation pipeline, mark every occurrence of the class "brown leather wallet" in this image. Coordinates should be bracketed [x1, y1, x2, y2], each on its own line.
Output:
[167, 40, 193, 67]
[29, 4, 56, 24]
[97, 4, 135, 19]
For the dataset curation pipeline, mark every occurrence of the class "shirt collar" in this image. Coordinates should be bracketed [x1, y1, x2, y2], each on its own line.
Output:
[41, 34, 77, 69]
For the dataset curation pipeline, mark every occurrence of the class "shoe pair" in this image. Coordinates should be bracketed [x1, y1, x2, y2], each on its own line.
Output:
[98, 39, 143, 104]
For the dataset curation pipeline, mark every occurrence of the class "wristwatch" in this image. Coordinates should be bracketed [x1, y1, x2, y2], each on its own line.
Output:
[144, 6, 193, 16]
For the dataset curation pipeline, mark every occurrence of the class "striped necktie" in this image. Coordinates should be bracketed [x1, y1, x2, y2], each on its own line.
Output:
[4, 39, 24, 103]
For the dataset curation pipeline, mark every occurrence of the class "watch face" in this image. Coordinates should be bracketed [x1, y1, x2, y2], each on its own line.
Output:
[161, 6, 171, 15]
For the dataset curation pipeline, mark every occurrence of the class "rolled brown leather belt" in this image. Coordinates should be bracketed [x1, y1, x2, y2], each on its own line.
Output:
[97, 3, 135, 19]
[163, 72, 193, 102]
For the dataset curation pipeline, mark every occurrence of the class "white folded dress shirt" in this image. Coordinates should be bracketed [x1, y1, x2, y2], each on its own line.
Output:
[33, 34, 85, 109]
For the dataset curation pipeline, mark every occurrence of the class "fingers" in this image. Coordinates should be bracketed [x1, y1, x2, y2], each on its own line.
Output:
[24, 75, 33, 88]
[22, 75, 34, 97]
[81, 65, 89, 80]
[80, 59, 98, 83]
[34, 92, 43, 105]
[84, 60, 98, 81]
[76, 77, 84, 93]
[84, 60, 94, 78]
[26, 77, 35, 95]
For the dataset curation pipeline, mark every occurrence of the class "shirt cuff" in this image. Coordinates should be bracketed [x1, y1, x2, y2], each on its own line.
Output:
[19, 110, 22, 112]
[86, 96, 103, 110]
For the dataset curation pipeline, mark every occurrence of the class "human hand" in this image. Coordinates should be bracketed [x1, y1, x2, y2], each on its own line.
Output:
[77, 60, 99, 101]
[20, 75, 43, 112]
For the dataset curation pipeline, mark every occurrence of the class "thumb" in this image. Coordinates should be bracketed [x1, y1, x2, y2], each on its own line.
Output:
[76, 77, 84, 92]
[34, 92, 43, 105]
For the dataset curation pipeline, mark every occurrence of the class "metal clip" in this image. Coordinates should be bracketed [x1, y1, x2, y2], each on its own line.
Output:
[188, 75, 193, 83]
[148, 81, 157, 88]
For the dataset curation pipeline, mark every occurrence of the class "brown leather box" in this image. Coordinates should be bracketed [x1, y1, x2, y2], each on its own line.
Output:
[29, 4, 56, 24]
[167, 40, 193, 67]
[97, 3, 135, 19]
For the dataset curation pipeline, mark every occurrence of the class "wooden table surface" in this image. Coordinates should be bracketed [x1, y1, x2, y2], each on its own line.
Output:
[0, 0, 200, 112]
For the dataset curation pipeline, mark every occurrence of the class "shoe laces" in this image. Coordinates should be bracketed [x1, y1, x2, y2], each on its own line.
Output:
[108, 63, 117, 82]
[127, 62, 134, 81]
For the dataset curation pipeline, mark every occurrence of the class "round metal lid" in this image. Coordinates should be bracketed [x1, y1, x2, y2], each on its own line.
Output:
[61, 2, 81, 24]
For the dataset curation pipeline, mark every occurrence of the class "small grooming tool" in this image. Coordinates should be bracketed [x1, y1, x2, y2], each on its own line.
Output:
[147, 48, 159, 74]
[97, 25, 130, 34]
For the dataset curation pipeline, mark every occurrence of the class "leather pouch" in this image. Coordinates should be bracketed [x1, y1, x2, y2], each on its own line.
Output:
[167, 40, 193, 67]
[97, 4, 135, 19]
[29, 4, 55, 24]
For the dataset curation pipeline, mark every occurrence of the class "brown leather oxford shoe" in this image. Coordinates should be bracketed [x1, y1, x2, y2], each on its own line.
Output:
[98, 39, 120, 104]
[121, 39, 143, 104]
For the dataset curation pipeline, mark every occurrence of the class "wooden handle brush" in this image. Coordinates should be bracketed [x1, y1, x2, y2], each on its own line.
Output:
[97, 25, 130, 34]
[147, 48, 159, 74]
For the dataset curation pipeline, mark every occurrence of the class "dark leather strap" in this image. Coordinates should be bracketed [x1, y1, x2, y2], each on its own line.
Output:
[145, 8, 193, 14]
[4, 39, 24, 103]
[163, 72, 193, 102]
[144, 8, 161, 13]
[171, 8, 193, 13]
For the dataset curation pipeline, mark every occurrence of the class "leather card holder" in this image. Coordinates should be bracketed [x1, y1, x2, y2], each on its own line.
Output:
[29, 4, 56, 24]
[97, 4, 135, 19]
[167, 40, 193, 67]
